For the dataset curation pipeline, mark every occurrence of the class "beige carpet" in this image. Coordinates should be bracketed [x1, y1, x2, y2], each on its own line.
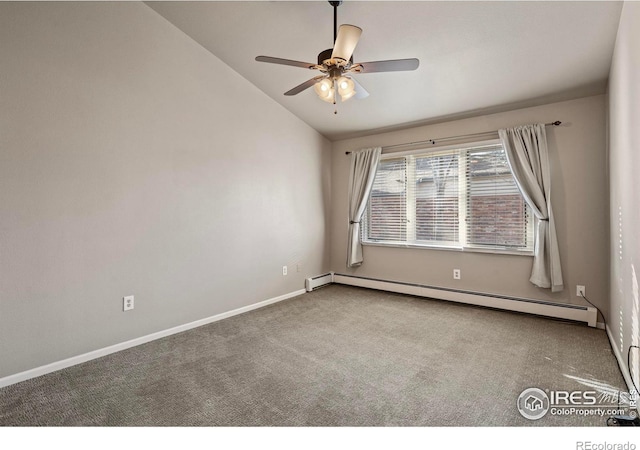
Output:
[0, 285, 629, 426]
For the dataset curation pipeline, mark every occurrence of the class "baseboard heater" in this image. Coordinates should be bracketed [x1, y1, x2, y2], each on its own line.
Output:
[333, 273, 597, 327]
[305, 272, 334, 292]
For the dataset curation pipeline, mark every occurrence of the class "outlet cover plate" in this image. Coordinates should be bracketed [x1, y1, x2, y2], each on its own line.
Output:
[123, 295, 134, 311]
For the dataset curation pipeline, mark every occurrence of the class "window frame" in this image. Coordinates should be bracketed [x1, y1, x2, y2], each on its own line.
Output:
[361, 139, 535, 256]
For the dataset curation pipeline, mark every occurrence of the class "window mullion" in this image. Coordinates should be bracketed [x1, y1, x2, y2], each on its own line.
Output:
[459, 150, 468, 248]
[406, 155, 416, 243]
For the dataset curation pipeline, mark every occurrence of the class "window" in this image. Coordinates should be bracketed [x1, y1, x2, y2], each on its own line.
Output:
[362, 139, 534, 254]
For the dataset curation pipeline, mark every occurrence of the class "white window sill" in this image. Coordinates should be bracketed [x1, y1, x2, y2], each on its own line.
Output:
[362, 240, 534, 257]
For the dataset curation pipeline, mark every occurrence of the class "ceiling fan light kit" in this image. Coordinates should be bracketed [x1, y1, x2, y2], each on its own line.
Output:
[314, 77, 335, 103]
[255, 0, 419, 113]
[338, 76, 356, 101]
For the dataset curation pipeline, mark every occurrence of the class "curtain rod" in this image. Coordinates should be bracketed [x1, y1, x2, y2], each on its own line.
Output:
[344, 121, 562, 155]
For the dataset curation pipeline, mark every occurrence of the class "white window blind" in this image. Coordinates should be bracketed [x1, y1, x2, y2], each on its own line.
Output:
[415, 152, 459, 246]
[362, 140, 533, 253]
[365, 158, 407, 243]
[466, 145, 532, 249]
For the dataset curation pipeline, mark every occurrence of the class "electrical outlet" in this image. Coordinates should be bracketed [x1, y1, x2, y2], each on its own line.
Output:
[282, 266, 288, 276]
[576, 285, 586, 297]
[123, 295, 134, 311]
[453, 269, 461, 280]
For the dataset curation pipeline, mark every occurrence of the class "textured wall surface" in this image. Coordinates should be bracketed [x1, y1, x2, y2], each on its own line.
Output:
[608, 1, 640, 390]
[0, 2, 331, 378]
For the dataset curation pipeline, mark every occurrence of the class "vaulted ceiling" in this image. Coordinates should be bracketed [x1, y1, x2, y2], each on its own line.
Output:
[147, 1, 623, 140]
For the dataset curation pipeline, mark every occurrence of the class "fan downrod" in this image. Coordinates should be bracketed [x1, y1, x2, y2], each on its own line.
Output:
[318, 1, 352, 66]
[329, 1, 343, 42]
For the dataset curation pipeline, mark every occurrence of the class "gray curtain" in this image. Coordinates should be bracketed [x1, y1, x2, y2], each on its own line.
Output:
[347, 147, 382, 267]
[499, 124, 563, 292]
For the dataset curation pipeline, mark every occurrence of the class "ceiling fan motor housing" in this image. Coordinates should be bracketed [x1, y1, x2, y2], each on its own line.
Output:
[317, 48, 333, 65]
[317, 48, 353, 67]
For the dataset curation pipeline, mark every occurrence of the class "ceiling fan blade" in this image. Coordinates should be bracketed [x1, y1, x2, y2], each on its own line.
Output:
[284, 76, 325, 96]
[353, 58, 420, 73]
[255, 56, 317, 70]
[331, 24, 362, 62]
[351, 77, 369, 99]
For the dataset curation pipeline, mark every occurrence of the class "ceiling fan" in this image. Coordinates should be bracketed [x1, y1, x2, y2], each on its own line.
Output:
[255, 1, 419, 110]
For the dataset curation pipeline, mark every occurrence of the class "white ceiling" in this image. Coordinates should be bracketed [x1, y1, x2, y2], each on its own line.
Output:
[147, 1, 623, 141]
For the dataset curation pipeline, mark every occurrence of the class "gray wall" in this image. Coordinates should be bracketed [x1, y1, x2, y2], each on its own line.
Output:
[0, 2, 331, 378]
[608, 1, 640, 387]
[331, 95, 609, 314]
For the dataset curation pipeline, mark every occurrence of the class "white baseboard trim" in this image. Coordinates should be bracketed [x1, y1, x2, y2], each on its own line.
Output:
[605, 325, 637, 400]
[0, 289, 306, 389]
[334, 274, 597, 327]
